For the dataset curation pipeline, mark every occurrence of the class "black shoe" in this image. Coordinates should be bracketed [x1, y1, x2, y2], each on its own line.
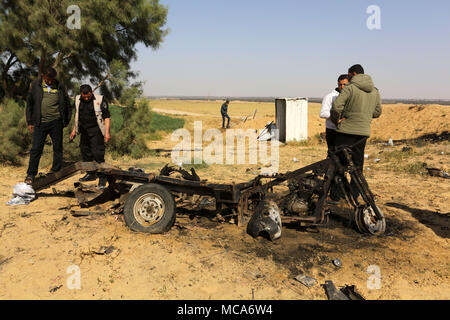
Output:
[79, 172, 97, 182]
[98, 176, 107, 189]
[24, 176, 35, 185]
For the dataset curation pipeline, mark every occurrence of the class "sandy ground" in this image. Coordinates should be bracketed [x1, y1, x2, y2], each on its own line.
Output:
[0, 101, 448, 300]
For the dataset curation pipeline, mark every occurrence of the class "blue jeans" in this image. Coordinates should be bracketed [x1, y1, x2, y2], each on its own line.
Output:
[222, 113, 230, 128]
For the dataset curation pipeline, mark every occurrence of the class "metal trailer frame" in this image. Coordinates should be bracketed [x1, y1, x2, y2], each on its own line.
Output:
[31, 142, 385, 235]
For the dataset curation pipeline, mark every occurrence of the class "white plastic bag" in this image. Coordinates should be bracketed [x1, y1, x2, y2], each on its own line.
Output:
[6, 183, 36, 206]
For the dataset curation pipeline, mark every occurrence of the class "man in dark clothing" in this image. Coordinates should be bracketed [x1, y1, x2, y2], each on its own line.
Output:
[25, 67, 71, 184]
[221, 99, 231, 129]
[70, 85, 111, 189]
[329, 64, 382, 200]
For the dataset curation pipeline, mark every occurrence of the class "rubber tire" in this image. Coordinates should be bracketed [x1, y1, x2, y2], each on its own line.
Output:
[124, 183, 176, 234]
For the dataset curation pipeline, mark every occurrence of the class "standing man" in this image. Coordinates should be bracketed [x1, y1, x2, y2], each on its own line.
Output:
[70, 85, 111, 189]
[320, 74, 349, 152]
[25, 67, 71, 184]
[330, 64, 382, 198]
[221, 99, 231, 129]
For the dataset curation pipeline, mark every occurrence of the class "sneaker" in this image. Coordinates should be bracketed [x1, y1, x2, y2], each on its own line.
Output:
[79, 172, 97, 182]
[98, 176, 107, 189]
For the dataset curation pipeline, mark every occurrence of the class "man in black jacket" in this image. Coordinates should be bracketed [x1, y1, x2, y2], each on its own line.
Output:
[25, 67, 71, 184]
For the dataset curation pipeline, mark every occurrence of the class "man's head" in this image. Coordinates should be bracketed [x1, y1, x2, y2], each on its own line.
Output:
[80, 84, 93, 101]
[348, 64, 364, 80]
[43, 67, 57, 86]
[225, 99, 230, 105]
[337, 74, 349, 92]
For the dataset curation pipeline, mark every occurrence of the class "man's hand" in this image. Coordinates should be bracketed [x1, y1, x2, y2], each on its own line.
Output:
[338, 118, 346, 124]
[104, 133, 111, 144]
[70, 128, 76, 141]
[27, 125, 34, 134]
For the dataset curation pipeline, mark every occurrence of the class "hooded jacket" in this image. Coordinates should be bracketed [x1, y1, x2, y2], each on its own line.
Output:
[330, 74, 382, 137]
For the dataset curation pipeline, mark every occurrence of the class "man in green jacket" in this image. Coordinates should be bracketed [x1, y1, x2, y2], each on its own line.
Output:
[330, 64, 382, 199]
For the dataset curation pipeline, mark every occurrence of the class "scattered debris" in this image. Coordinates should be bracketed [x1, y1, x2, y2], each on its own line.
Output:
[322, 281, 366, 300]
[0, 256, 12, 269]
[292, 157, 299, 163]
[374, 158, 381, 163]
[340, 285, 366, 300]
[402, 146, 412, 152]
[70, 210, 107, 217]
[49, 285, 63, 293]
[93, 245, 116, 255]
[247, 200, 282, 241]
[332, 258, 342, 268]
[426, 168, 450, 179]
[294, 274, 317, 288]
[198, 198, 215, 209]
[409, 105, 425, 112]
[20, 213, 32, 218]
[177, 224, 208, 232]
[322, 280, 349, 300]
[257, 121, 277, 141]
[364, 154, 369, 159]
[0, 223, 16, 237]
[6, 183, 36, 206]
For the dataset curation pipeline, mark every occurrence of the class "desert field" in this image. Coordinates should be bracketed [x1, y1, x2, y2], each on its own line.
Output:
[0, 99, 448, 300]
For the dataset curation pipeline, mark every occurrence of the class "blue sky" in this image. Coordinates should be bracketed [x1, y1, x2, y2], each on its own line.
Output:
[131, 0, 450, 99]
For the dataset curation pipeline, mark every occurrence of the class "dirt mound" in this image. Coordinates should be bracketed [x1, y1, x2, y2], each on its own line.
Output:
[371, 104, 449, 141]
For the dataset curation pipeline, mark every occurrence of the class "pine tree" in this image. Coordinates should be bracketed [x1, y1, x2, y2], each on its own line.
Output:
[0, 0, 168, 96]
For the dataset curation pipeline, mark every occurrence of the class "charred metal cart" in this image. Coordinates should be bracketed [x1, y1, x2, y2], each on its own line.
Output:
[32, 141, 386, 237]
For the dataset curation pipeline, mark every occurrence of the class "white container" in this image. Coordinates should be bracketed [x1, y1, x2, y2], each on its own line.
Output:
[275, 98, 308, 142]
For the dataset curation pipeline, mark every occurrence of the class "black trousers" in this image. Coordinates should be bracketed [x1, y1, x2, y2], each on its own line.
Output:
[27, 119, 63, 177]
[330, 132, 368, 200]
[333, 132, 368, 170]
[80, 127, 105, 164]
[222, 113, 230, 128]
[326, 128, 337, 152]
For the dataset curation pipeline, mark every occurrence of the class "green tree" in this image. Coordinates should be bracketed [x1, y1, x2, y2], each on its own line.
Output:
[0, 0, 168, 97]
[96, 59, 144, 107]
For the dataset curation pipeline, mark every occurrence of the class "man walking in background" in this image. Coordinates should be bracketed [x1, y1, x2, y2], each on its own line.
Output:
[221, 99, 231, 129]
[70, 85, 111, 189]
[25, 67, 71, 184]
[330, 64, 382, 198]
[320, 74, 349, 152]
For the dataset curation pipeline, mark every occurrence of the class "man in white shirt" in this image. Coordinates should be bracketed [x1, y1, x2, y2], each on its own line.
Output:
[320, 74, 349, 152]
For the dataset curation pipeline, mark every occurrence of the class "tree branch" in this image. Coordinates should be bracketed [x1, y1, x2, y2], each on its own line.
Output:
[93, 73, 111, 92]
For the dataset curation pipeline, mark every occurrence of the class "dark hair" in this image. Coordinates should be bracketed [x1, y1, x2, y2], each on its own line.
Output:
[43, 67, 57, 78]
[338, 74, 349, 82]
[225, 99, 230, 103]
[348, 64, 364, 75]
[80, 84, 93, 94]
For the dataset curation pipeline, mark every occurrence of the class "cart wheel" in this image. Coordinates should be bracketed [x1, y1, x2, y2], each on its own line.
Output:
[354, 205, 386, 235]
[124, 183, 176, 234]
